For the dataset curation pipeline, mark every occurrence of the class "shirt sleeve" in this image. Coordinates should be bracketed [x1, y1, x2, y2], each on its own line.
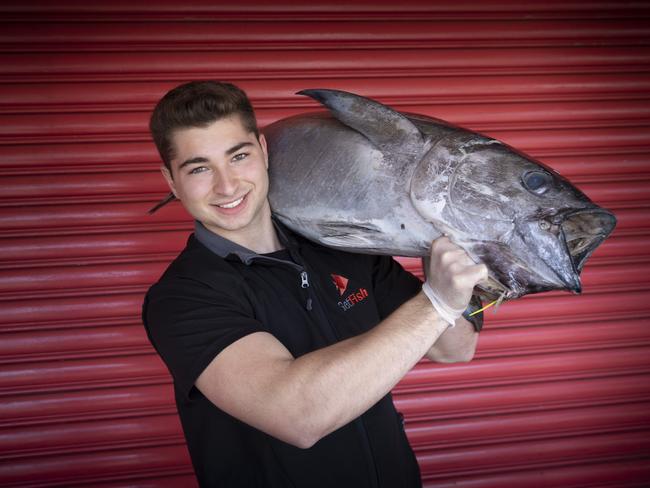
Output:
[143, 276, 265, 399]
[371, 255, 423, 320]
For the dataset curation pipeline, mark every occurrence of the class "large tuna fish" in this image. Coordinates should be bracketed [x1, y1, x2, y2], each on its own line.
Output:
[264, 89, 617, 301]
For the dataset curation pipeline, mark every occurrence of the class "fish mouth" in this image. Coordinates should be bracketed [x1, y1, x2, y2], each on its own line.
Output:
[475, 207, 616, 302]
[513, 207, 617, 298]
[560, 208, 617, 273]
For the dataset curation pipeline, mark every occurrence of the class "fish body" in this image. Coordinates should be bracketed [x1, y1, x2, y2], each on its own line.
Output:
[264, 89, 616, 300]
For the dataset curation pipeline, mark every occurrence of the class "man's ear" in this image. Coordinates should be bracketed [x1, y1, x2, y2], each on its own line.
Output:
[160, 165, 178, 197]
[259, 133, 269, 169]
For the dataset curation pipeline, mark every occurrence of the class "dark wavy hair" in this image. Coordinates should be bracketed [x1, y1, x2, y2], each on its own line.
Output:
[149, 81, 259, 171]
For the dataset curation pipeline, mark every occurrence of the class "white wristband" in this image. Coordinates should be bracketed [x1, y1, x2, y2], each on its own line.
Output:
[422, 281, 465, 327]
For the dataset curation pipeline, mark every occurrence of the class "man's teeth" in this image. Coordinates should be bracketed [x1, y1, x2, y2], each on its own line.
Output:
[218, 196, 244, 209]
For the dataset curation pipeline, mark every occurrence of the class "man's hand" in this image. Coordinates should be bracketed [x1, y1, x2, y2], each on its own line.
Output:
[422, 237, 488, 362]
[423, 237, 488, 323]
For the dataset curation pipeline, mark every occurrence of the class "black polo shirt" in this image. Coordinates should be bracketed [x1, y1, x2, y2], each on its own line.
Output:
[143, 220, 423, 487]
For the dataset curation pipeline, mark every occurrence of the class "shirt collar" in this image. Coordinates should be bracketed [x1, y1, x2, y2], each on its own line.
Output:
[193, 218, 298, 265]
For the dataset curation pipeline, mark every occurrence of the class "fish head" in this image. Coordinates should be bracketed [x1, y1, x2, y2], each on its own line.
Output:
[410, 131, 617, 300]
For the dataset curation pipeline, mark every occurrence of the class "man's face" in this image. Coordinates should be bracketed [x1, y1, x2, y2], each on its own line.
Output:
[162, 116, 271, 242]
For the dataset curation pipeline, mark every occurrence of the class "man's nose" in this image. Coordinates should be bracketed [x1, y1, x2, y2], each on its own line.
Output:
[212, 168, 238, 195]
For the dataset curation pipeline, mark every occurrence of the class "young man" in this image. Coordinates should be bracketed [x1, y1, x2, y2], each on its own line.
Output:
[143, 81, 487, 487]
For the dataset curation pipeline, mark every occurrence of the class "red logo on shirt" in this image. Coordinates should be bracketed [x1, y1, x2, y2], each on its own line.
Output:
[331, 274, 349, 295]
[332, 273, 369, 311]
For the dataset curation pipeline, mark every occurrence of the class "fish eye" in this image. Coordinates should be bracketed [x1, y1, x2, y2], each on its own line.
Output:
[522, 170, 552, 195]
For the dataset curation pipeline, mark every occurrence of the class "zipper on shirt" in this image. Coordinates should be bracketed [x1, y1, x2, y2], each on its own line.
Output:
[247, 254, 313, 311]
[300, 271, 313, 310]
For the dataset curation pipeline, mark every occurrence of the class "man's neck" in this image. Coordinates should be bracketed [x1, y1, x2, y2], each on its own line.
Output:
[240, 217, 283, 254]
[204, 214, 283, 255]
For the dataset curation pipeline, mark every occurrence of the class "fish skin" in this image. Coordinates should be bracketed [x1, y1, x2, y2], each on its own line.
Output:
[264, 89, 617, 301]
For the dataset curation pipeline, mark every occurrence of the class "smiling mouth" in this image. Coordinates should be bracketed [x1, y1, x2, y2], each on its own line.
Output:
[215, 193, 247, 209]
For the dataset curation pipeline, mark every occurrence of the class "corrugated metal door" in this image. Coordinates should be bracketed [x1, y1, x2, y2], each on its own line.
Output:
[1, 2, 649, 486]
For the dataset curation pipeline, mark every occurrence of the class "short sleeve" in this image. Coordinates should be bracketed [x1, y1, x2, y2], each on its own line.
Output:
[143, 277, 265, 399]
[371, 255, 423, 319]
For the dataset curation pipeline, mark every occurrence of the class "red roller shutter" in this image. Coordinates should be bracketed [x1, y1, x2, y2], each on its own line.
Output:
[1, 2, 648, 486]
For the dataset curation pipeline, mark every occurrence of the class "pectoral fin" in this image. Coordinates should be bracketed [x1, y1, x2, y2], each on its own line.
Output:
[315, 220, 383, 248]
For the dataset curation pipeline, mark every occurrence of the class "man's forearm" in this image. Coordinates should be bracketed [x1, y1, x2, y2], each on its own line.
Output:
[424, 316, 478, 363]
[280, 291, 449, 445]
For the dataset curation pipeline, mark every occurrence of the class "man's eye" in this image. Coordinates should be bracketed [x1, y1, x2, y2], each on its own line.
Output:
[189, 166, 208, 175]
[232, 153, 248, 162]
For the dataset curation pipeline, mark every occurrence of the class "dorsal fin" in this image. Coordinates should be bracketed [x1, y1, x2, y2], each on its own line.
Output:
[298, 89, 423, 150]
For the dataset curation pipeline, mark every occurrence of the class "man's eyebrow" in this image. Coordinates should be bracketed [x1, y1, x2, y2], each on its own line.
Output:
[226, 142, 254, 156]
[178, 157, 209, 170]
[177, 142, 254, 169]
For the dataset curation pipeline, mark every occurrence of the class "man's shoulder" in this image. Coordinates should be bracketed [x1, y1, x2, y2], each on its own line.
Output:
[150, 234, 238, 294]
